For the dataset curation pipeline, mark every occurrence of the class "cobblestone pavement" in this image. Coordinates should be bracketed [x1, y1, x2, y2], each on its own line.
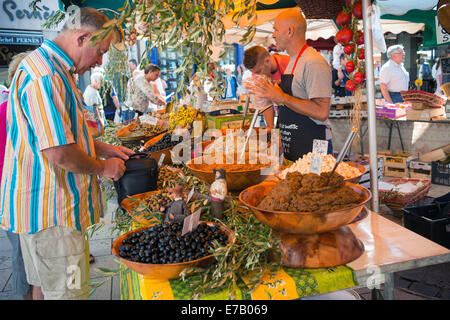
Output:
[0, 184, 449, 300]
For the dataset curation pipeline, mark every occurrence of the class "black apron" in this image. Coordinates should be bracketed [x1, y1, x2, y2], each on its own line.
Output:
[278, 45, 327, 161]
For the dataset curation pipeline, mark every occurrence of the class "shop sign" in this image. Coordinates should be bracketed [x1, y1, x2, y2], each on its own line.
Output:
[0, 32, 43, 45]
[0, 0, 59, 30]
[435, 16, 450, 45]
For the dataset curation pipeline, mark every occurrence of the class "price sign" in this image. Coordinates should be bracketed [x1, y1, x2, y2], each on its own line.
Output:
[182, 209, 201, 236]
[186, 186, 195, 203]
[310, 155, 322, 175]
[312, 139, 329, 156]
[158, 153, 165, 166]
[140, 114, 158, 126]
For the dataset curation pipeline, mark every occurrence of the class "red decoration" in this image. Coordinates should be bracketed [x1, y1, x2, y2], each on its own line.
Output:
[334, 0, 366, 91]
[343, 44, 355, 55]
[358, 48, 365, 60]
[336, 28, 353, 44]
[353, 72, 363, 85]
[345, 79, 356, 91]
[356, 31, 364, 45]
[345, 61, 355, 73]
[336, 11, 351, 26]
[353, 1, 363, 20]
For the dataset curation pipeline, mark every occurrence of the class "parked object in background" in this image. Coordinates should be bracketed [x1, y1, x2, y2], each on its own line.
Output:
[431, 158, 450, 187]
[402, 192, 450, 249]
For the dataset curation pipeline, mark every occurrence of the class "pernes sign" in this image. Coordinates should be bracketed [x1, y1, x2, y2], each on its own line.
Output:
[1, 0, 59, 30]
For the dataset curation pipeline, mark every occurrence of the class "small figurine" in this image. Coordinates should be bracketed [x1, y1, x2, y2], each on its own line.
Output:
[164, 185, 190, 223]
[210, 168, 227, 220]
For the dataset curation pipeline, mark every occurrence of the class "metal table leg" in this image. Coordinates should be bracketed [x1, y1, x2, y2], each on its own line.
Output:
[384, 272, 395, 300]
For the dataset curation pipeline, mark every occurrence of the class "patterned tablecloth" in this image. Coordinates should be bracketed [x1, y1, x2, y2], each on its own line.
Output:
[120, 264, 358, 300]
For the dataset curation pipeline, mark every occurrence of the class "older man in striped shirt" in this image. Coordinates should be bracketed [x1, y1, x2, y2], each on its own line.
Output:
[0, 7, 133, 300]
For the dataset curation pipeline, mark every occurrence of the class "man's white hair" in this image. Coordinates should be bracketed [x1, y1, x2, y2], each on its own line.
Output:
[90, 72, 104, 84]
[387, 44, 404, 59]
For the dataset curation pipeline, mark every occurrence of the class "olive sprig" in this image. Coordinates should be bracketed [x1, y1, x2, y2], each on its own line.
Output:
[180, 198, 282, 299]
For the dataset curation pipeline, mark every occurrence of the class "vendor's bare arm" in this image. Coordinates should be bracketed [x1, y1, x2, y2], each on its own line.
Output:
[43, 144, 126, 180]
[279, 93, 331, 122]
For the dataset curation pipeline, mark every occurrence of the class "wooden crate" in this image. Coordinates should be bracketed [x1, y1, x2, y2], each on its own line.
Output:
[410, 168, 431, 179]
[383, 155, 408, 178]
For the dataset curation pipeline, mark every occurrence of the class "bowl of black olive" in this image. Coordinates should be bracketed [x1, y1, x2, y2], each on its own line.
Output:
[112, 221, 234, 279]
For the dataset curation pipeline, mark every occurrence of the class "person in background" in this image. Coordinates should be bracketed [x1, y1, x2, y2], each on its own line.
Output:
[224, 67, 238, 100]
[1, 7, 134, 300]
[1, 51, 37, 300]
[127, 63, 165, 116]
[99, 77, 121, 122]
[243, 45, 290, 128]
[128, 59, 137, 74]
[332, 53, 351, 97]
[83, 72, 106, 126]
[432, 56, 443, 95]
[149, 75, 167, 111]
[379, 44, 409, 104]
[245, 8, 333, 161]
[332, 40, 344, 71]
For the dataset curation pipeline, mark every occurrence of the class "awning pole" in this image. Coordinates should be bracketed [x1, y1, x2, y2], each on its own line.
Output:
[362, 0, 379, 212]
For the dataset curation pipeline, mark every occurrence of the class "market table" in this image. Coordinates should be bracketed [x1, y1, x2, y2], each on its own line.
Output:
[119, 210, 450, 300]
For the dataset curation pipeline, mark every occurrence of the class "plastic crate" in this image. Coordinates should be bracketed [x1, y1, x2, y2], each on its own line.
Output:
[431, 161, 450, 186]
[402, 195, 450, 249]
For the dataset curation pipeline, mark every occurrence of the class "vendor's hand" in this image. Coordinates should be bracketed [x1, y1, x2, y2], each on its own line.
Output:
[95, 140, 134, 161]
[337, 69, 344, 80]
[245, 78, 286, 105]
[100, 158, 126, 181]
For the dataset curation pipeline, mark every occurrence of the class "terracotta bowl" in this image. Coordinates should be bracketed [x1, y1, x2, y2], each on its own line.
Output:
[239, 181, 371, 235]
[142, 131, 192, 165]
[120, 190, 166, 226]
[112, 222, 234, 279]
[186, 152, 279, 191]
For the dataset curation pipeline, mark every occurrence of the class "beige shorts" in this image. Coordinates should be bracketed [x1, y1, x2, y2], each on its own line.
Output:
[19, 226, 90, 300]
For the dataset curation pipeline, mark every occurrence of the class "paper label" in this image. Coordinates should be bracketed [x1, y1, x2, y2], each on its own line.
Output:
[158, 153, 165, 166]
[186, 186, 195, 203]
[310, 155, 323, 175]
[140, 114, 159, 126]
[312, 139, 329, 156]
[421, 113, 430, 119]
[182, 209, 201, 236]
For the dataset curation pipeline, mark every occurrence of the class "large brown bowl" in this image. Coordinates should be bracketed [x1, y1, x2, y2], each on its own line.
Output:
[186, 153, 278, 191]
[112, 222, 234, 279]
[239, 181, 371, 235]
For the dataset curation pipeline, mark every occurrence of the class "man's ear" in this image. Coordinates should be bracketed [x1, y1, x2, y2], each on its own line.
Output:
[76, 31, 91, 47]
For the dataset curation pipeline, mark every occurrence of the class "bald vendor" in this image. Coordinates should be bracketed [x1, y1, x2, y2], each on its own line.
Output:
[246, 8, 333, 161]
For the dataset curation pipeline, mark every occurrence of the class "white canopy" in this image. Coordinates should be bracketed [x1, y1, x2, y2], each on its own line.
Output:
[224, 18, 425, 47]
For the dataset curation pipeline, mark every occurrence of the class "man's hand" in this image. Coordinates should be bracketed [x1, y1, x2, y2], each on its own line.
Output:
[100, 158, 126, 181]
[244, 77, 286, 106]
[94, 140, 134, 160]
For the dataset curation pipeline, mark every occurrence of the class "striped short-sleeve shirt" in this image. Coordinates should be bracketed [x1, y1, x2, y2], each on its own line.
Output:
[0, 39, 103, 234]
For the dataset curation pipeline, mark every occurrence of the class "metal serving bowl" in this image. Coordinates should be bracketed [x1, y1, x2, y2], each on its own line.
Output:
[239, 181, 372, 235]
[186, 152, 279, 191]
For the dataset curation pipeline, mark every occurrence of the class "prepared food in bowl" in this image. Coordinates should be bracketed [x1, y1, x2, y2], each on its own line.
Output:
[259, 172, 365, 212]
[188, 152, 275, 172]
[278, 152, 363, 180]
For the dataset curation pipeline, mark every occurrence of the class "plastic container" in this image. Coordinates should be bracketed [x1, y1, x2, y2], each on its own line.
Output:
[431, 160, 450, 186]
[402, 192, 450, 249]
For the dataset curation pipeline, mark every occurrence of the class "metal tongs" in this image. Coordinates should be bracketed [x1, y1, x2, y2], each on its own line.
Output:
[240, 95, 250, 129]
[325, 127, 358, 185]
[239, 103, 273, 161]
